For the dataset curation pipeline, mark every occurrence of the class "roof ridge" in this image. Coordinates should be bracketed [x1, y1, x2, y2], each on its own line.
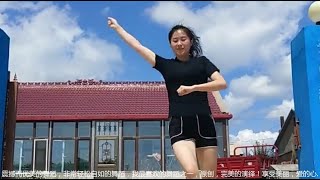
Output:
[18, 79, 166, 86]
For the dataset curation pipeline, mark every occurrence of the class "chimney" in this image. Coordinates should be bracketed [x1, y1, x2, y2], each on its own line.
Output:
[280, 116, 285, 128]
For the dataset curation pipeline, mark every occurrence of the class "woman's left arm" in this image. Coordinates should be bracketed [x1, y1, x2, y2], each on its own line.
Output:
[177, 71, 227, 96]
[192, 71, 227, 92]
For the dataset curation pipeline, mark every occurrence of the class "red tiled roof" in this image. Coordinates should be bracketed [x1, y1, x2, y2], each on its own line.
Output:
[16, 80, 232, 121]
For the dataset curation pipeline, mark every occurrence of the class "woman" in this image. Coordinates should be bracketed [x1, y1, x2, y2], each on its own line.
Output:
[107, 17, 227, 179]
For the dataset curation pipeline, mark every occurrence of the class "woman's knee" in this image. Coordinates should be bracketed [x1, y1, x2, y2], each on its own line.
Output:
[184, 165, 199, 178]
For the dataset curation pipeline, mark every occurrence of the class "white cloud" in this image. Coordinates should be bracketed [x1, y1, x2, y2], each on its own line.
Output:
[0, 13, 8, 25]
[145, 2, 198, 28]
[223, 92, 254, 115]
[267, 99, 294, 119]
[146, 1, 308, 72]
[228, 75, 287, 98]
[101, 6, 110, 17]
[229, 129, 279, 155]
[267, 54, 293, 97]
[1, 2, 123, 82]
[223, 74, 288, 118]
[0, 1, 50, 12]
[230, 129, 279, 146]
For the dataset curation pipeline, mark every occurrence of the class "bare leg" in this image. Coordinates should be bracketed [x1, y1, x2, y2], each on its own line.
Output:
[196, 146, 218, 179]
[172, 140, 199, 179]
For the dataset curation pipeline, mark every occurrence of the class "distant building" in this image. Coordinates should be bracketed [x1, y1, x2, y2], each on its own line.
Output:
[7, 79, 233, 175]
[273, 109, 300, 164]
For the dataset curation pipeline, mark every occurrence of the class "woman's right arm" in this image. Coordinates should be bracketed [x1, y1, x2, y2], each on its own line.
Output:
[107, 17, 156, 67]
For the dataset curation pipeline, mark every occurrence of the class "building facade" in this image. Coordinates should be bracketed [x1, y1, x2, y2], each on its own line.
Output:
[12, 80, 232, 174]
[274, 110, 300, 164]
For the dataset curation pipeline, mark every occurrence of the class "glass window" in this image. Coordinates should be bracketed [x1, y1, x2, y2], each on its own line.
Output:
[165, 120, 169, 136]
[13, 140, 33, 171]
[138, 139, 161, 171]
[165, 138, 182, 171]
[138, 121, 161, 136]
[15, 123, 33, 138]
[98, 139, 116, 164]
[123, 121, 135, 137]
[78, 140, 90, 171]
[123, 140, 135, 171]
[96, 122, 118, 136]
[53, 122, 75, 138]
[51, 140, 75, 172]
[215, 121, 224, 157]
[34, 140, 48, 171]
[78, 122, 91, 137]
[36, 122, 49, 137]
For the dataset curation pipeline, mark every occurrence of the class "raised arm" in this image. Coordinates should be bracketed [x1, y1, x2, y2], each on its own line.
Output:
[107, 17, 156, 67]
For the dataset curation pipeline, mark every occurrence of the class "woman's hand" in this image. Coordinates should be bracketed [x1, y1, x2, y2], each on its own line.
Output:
[107, 17, 120, 30]
[177, 85, 195, 96]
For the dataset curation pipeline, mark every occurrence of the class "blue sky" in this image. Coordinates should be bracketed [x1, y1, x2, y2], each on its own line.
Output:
[0, 1, 315, 145]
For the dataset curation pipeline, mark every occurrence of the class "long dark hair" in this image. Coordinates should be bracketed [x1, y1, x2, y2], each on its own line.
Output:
[168, 24, 203, 58]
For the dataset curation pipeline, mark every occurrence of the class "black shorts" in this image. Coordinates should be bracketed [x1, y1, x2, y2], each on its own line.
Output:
[168, 114, 217, 148]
